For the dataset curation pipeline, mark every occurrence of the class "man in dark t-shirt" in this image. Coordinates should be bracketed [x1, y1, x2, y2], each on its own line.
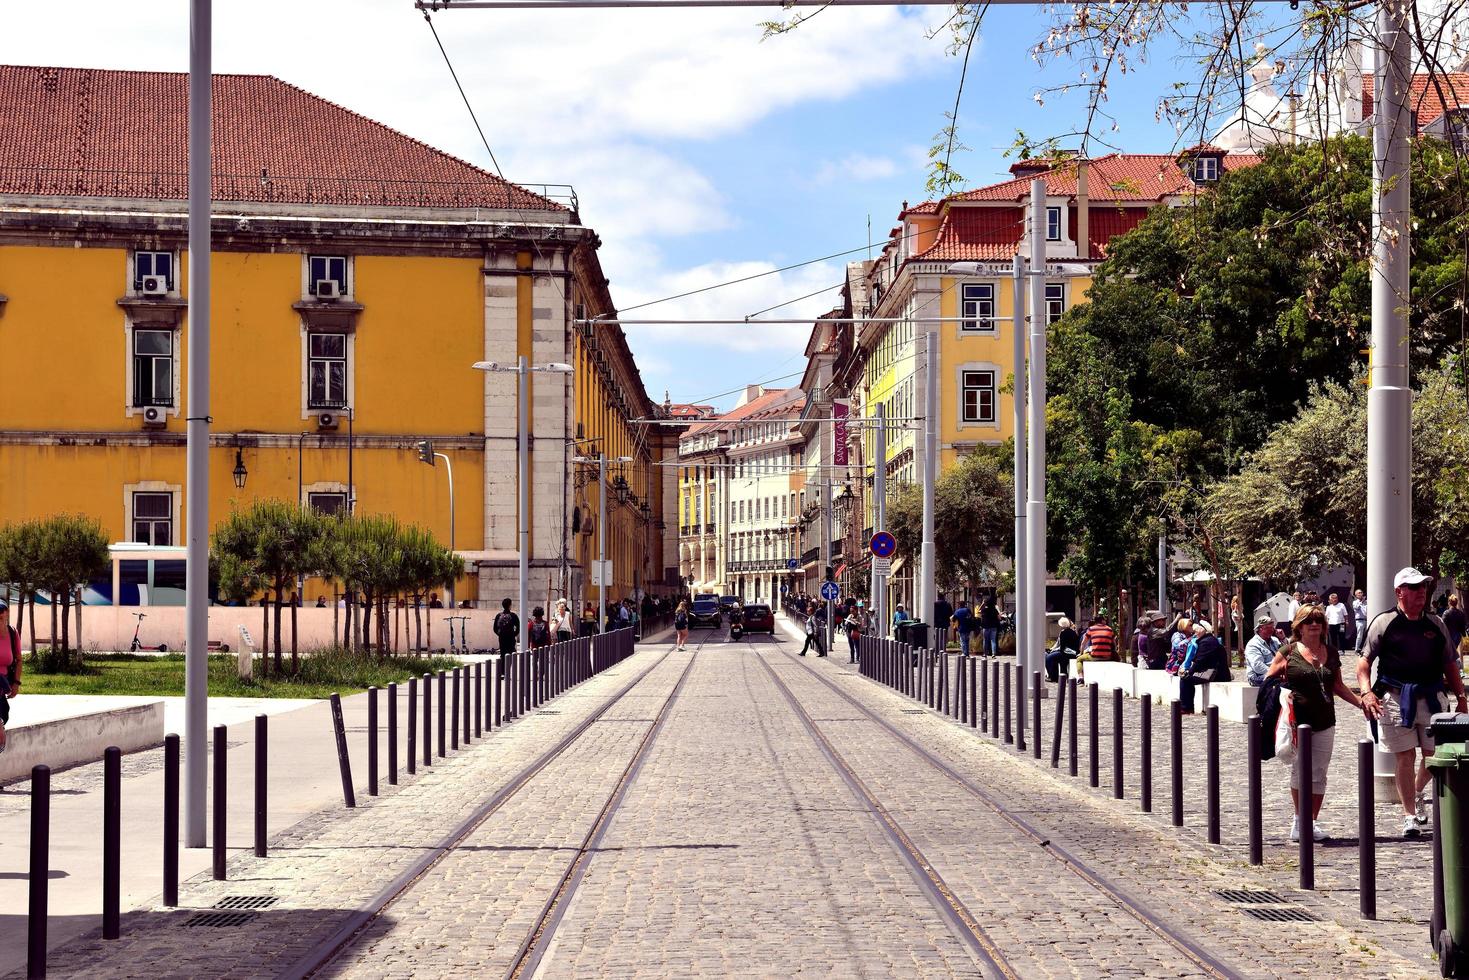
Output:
[951, 600, 974, 657]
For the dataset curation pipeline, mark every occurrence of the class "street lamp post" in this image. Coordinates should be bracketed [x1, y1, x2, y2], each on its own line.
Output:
[414, 440, 456, 611]
[474, 358, 573, 652]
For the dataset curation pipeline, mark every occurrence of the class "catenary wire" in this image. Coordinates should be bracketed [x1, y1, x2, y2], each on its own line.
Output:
[421, 9, 506, 180]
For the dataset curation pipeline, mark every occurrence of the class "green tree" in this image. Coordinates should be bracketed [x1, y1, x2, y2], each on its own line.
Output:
[888, 447, 1012, 596]
[212, 501, 320, 672]
[31, 515, 110, 663]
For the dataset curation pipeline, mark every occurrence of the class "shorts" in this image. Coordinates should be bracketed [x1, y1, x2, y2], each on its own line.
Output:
[1378, 691, 1444, 755]
[1290, 726, 1335, 794]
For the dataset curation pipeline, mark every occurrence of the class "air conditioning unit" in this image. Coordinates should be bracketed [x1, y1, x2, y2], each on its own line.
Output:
[314, 280, 342, 300]
[140, 275, 169, 297]
[317, 412, 340, 430]
[141, 406, 166, 428]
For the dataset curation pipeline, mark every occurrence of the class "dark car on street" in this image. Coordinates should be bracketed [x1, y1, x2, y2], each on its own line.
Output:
[741, 603, 775, 634]
[689, 598, 722, 628]
[718, 594, 741, 614]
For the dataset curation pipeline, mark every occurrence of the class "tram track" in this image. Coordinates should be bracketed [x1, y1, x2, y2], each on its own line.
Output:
[763, 634, 1243, 980]
[284, 632, 707, 980]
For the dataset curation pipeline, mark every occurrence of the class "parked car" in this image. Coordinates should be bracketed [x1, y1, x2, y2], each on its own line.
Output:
[741, 603, 775, 634]
[689, 599, 722, 628]
[718, 594, 741, 613]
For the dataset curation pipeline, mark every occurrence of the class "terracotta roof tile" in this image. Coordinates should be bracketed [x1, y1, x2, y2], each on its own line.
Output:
[684, 388, 802, 435]
[0, 65, 564, 211]
[1362, 72, 1469, 128]
[953, 152, 1261, 204]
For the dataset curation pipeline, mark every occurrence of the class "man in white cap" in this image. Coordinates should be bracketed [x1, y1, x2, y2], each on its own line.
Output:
[1357, 567, 1469, 836]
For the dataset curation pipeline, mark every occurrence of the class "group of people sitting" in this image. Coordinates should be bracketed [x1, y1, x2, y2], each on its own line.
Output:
[1045, 609, 1232, 713]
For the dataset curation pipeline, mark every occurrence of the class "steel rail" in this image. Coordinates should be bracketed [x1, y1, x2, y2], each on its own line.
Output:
[788, 642, 1243, 980]
[749, 643, 1020, 980]
[282, 634, 685, 979]
[506, 651, 699, 979]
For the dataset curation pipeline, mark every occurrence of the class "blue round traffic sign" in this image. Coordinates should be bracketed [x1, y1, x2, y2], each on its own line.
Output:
[870, 531, 897, 558]
[820, 581, 840, 602]
[787, 558, 799, 570]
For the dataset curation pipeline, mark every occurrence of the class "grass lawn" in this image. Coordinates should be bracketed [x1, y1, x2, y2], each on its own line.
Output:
[20, 651, 467, 700]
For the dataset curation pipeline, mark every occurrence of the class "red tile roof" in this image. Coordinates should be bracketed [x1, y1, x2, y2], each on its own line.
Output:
[912, 202, 1159, 262]
[0, 65, 564, 211]
[903, 199, 941, 215]
[684, 388, 802, 436]
[1362, 72, 1469, 128]
[952, 152, 1261, 204]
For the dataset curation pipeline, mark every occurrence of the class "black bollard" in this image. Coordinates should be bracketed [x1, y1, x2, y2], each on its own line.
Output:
[1068, 677, 1078, 777]
[1032, 671, 1042, 759]
[493, 658, 502, 729]
[1358, 738, 1375, 919]
[1247, 715, 1262, 865]
[474, 663, 482, 738]
[1088, 683, 1100, 788]
[1298, 724, 1314, 889]
[103, 746, 121, 940]
[993, 660, 1002, 739]
[213, 724, 228, 878]
[1112, 688, 1124, 799]
[1206, 705, 1221, 844]
[463, 664, 472, 743]
[969, 656, 978, 729]
[422, 673, 432, 767]
[450, 669, 460, 751]
[1016, 663, 1027, 753]
[328, 693, 356, 810]
[1003, 665, 1012, 744]
[437, 670, 447, 758]
[28, 764, 49, 979]
[1133, 693, 1152, 814]
[407, 677, 418, 775]
[1050, 673, 1066, 768]
[1170, 700, 1183, 826]
[367, 686, 379, 796]
[254, 714, 268, 856]
[163, 734, 179, 907]
[956, 653, 965, 722]
[388, 682, 399, 785]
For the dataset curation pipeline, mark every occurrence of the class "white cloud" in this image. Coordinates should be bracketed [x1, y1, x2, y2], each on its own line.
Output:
[814, 152, 900, 185]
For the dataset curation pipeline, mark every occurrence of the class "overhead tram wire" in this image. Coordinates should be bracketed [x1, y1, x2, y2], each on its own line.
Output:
[421, 9, 506, 179]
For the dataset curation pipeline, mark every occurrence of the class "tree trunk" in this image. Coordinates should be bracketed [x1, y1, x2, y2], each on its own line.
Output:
[75, 587, 84, 668]
[331, 586, 340, 651]
[415, 599, 423, 655]
[273, 584, 284, 673]
[262, 596, 270, 678]
[50, 599, 57, 655]
[59, 588, 71, 656]
[26, 591, 35, 655]
[361, 589, 373, 652]
[290, 592, 299, 674]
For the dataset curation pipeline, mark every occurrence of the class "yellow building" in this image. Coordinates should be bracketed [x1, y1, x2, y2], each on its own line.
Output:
[0, 65, 672, 612]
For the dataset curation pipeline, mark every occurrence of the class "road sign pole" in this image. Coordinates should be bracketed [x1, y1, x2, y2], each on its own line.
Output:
[872, 402, 887, 630]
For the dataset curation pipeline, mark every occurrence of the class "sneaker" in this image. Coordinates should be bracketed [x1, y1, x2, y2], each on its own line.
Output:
[1288, 816, 1300, 842]
[1313, 824, 1328, 843]
[1403, 814, 1422, 838]
[1416, 790, 1430, 823]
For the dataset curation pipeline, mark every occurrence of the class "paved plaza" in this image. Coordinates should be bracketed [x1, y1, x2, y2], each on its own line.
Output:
[7, 621, 1445, 978]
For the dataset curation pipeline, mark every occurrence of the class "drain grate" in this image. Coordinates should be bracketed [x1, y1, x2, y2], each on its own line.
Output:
[183, 911, 257, 928]
[538, 710, 561, 716]
[1241, 906, 1317, 923]
[212, 895, 277, 911]
[900, 709, 928, 715]
[1215, 889, 1290, 905]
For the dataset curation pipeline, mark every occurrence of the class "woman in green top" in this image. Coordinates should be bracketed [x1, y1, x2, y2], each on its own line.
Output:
[1265, 605, 1365, 842]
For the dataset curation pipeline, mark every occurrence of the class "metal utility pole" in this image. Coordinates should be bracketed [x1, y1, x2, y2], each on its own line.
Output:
[518, 356, 529, 650]
[1367, 1, 1412, 622]
[919, 331, 938, 642]
[183, 0, 211, 849]
[1157, 533, 1168, 616]
[597, 453, 607, 632]
[1011, 255, 1028, 662]
[872, 402, 887, 628]
[821, 479, 833, 650]
[1025, 178, 1048, 682]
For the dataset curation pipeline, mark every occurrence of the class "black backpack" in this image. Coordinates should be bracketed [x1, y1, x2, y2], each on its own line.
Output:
[494, 612, 515, 637]
[529, 620, 550, 645]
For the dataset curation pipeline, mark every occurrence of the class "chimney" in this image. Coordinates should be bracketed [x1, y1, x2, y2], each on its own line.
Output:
[1075, 158, 1089, 260]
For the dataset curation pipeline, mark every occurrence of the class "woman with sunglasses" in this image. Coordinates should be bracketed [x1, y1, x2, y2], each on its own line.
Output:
[1265, 604, 1365, 842]
[0, 599, 20, 753]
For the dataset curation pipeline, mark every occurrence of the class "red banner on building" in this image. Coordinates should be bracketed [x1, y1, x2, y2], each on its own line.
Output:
[832, 399, 849, 467]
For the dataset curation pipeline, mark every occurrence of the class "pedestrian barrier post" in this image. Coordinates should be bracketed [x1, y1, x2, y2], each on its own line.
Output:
[1170, 701, 1183, 826]
[407, 677, 418, 775]
[463, 664, 472, 743]
[388, 682, 399, 785]
[28, 764, 49, 979]
[492, 659, 501, 729]
[979, 655, 989, 729]
[473, 663, 482, 738]
[1016, 663, 1027, 754]
[1003, 664, 1013, 744]
[1358, 737, 1376, 919]
[992, 661, 1002, 740]
[367, 686, 379, 796]
[213, 724, 228, 878]
[1298, 723, 1314, 889]
[1140, 697, 1153, 812]
[450, 669, 460, 751]
[437, 670, 447, 757]
[1050, 673, 1066, 768]
[1247, 715, 1262, 865]
[1088, 683, 1100, 788]
[1032, 671, 1042, 759]
[422, 673, 433, 767]
[254, 714, 268, 857]
[969, 656, 978, 729]
[103, 746, 121, 940]
[1112, 688, 1124, 798]
[1207, 705, 1221, 844]
[163, 734, 179, 907]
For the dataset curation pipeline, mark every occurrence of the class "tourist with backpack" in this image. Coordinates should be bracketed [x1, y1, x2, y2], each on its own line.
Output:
[493, 598, 520, 655]
[0, 599, 20, 754]
[673, 601, 690, 650]
[528, 607, 552, 649]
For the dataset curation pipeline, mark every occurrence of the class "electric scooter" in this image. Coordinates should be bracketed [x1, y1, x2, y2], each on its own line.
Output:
[128, 612, 169, 652]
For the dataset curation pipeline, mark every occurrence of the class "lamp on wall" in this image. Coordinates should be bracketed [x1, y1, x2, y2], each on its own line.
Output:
[232, 448, 248, 490]
[613, 474, 630, 505]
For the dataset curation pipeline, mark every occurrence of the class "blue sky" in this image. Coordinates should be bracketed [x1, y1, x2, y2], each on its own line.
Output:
[3, 2, 1244, 410]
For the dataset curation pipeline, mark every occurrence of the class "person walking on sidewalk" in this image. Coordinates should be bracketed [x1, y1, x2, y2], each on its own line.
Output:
[528, 607, 552, 649]
[552, 599, 574, 643]
[493, 598, 520, 655]
[843, 606, 863, 663]
[1266, 605, 1365, 842]
[580, 601, 599, 637]
[1443, 593, 1467, 654]
[979, 596, 1001, 656]
[1324, 592, 1350, 653]
[673, 601, 690, 651]
[799, 611, 825, 657]
[0, 600, 20, 753]
[951, 599, 975, 657]
[1357, 567, 1469, 837]
[1352, 588, 1369, 653]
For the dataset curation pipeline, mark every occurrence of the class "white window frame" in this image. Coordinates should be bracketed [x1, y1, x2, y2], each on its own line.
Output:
[132, 327, 176, 408]
[307, 332, 350, 410]
[123, 320, 182, 418]
[1045, 282, 1066, 325]
[959, 283, 996, 333]
[1046, 206, 1063, 241]
[1191, 156, 1219, 182]
[305, 254, 352, 299]
[131, 250, 177, 294]
[123, 482, 182, 546]
[300, 326, 356, 419]
[958, 367, 999, 427]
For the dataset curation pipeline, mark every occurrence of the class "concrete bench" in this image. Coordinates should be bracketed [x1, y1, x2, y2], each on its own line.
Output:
[2, 696, 165, 785]
[1080, 660, 1136, 697]
[1131, 669, 1259, 723]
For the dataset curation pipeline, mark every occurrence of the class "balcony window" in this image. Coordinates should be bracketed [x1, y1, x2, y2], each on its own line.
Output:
[960, 283, 995, 333]
[133, 329, 174, 408]
[308, 333, 349, 409]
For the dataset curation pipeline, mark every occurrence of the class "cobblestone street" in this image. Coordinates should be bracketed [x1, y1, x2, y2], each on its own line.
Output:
[19, 625, 1444, 979]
